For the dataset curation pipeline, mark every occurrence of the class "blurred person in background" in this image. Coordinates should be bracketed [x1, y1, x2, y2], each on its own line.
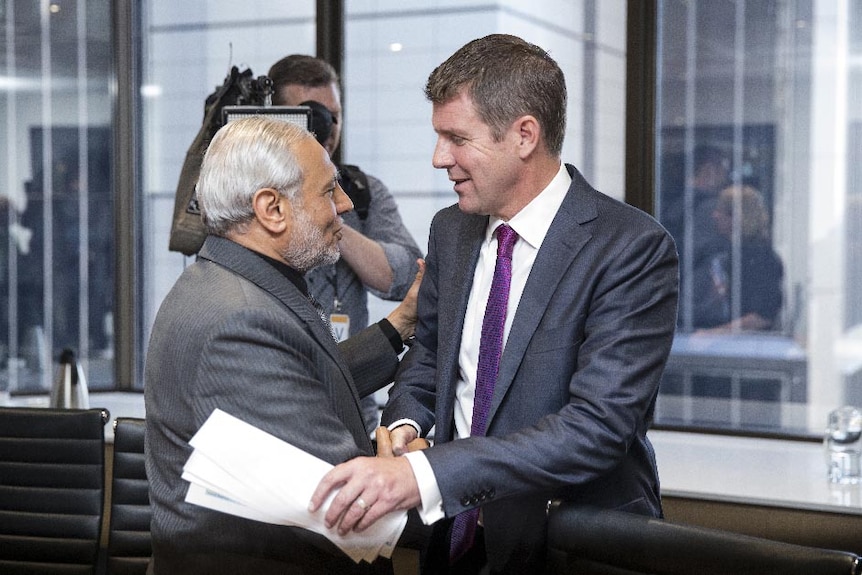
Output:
[693, 184, 783, 333]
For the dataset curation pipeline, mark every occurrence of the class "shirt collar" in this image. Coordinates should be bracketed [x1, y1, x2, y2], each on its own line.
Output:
[250, 249, 309, 296]
[486, 163, 571, 249]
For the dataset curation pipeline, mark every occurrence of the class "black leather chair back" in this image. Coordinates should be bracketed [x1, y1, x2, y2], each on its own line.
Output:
[106, 417, 151, 575]
[547, 503, 862, 575]
[0, 406, 109, 575]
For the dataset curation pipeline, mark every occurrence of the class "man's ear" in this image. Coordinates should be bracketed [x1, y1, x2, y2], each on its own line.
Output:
[252, 187, 289, 234]
[514, 115, 541, 160]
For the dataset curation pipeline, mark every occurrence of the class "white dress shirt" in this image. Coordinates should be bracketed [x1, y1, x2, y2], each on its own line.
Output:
[400, 164, 572, 524]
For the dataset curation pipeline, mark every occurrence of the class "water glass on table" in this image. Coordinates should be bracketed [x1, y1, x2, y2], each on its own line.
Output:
[825, 406, 862, 484]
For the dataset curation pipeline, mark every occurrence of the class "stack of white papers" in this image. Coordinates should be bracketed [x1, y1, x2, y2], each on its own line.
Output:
[182, 409, 407, 563]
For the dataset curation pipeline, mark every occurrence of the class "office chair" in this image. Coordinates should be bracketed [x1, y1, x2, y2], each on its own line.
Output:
[0, 406, 109, 575]
[105, 417, 151, 575]
[547, 503, 862, 575]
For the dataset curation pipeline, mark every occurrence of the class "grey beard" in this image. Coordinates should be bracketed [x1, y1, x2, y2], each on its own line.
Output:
[281, 210, 341, 273]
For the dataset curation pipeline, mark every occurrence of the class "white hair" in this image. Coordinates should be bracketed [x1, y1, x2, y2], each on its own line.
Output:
[196, 116, 311, 236]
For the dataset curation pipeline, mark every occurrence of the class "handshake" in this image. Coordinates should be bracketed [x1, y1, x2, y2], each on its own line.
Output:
[375, 425, 430, 457]
[308, 425, 431, 538]
[183, 411, 431, 563]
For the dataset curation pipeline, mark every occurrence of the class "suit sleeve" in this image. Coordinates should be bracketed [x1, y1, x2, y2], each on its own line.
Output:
[338, 322, 400, 398]
[380, 212, 444, 437]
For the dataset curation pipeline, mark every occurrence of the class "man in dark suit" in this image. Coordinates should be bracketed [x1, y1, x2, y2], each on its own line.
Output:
[311, 34, 679, 574]
[144, 116, 422, 574]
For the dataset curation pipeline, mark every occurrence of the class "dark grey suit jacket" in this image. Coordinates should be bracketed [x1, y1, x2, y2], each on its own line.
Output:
[382, 165, 679, 573]
[145, 235, 399, 575]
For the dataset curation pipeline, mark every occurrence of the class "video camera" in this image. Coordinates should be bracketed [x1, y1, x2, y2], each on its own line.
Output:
[215, 67, 336, 148]
[168, 66, 370, 256]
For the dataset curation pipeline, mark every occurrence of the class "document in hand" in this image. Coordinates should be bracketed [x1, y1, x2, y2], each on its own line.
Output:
[182, 409, 407, 563]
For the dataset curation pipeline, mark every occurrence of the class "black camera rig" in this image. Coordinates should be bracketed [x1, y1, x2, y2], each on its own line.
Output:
[168, 66, 371, 255]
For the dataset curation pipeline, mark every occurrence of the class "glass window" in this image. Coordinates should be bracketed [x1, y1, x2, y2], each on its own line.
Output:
[2, 0, 628, 397]
[6, 0, 860, 447]
[0, 0, 114, 397]
[139, 1, 628, 382]
[139, 2, 317, 390]
[654, 0, 862, 436]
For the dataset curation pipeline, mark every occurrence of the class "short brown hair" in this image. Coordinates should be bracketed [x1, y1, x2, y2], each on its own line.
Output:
[268, 55, 340, 105]
[425, 34, 567, 156]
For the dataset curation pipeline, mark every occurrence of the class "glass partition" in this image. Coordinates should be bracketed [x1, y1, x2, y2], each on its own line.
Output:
[0, 0, 114, 396]
[2, 1, 628, 396]
[139, 1, 628, 387]
[654, 0, 862, 436]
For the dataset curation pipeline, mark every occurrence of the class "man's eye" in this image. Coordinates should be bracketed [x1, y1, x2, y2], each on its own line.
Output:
[451, 135, 466, 145]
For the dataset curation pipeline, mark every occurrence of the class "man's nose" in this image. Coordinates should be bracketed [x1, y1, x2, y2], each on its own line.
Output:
[432, 139, 453, 169]
[334, 184, 353, 214]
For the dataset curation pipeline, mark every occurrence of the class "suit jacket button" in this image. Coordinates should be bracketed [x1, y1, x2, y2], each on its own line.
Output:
[460, 496, 471, 507]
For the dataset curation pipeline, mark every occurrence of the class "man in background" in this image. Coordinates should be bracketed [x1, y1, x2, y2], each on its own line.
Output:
[660, 144, 731, 330]
[268, 55, 424, 434]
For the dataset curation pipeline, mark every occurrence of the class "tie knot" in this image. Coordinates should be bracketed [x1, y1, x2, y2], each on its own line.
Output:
[496, 225, 518, 258]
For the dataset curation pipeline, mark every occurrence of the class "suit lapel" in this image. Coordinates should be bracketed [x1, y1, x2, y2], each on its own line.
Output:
[435, 210, 487, 442]
[487, 167, 598, 424]
[450, 217, 487, 336]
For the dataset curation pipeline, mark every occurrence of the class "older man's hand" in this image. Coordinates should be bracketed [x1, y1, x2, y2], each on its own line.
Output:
[385, 259, 425, 342]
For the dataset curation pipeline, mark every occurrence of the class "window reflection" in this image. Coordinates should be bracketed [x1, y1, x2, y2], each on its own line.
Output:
[18, 128, 113, 384]
[0, 0, 114, 395]
[697, 184, 784, 335]
[661, 139, 783, 335]
[7, 1, 859, 439]
[655, 0, 862, 435]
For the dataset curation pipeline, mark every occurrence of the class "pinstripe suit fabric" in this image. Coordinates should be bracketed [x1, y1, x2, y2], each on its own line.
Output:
[145, 235, 398, 574]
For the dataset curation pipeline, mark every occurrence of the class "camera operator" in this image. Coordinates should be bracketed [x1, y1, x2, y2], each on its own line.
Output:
[268, 55, 423, 435]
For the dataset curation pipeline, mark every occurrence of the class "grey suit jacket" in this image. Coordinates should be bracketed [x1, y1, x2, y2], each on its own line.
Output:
[145, 235, 399, 575]
[382, 165, 679, 573]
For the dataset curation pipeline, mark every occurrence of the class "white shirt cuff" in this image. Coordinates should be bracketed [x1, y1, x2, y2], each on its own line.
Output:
[387, 418, 422, 437]
[403, 451, 444, 524]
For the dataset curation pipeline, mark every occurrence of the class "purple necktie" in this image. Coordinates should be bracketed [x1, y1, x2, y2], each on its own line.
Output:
[449, 224, 519, 564]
